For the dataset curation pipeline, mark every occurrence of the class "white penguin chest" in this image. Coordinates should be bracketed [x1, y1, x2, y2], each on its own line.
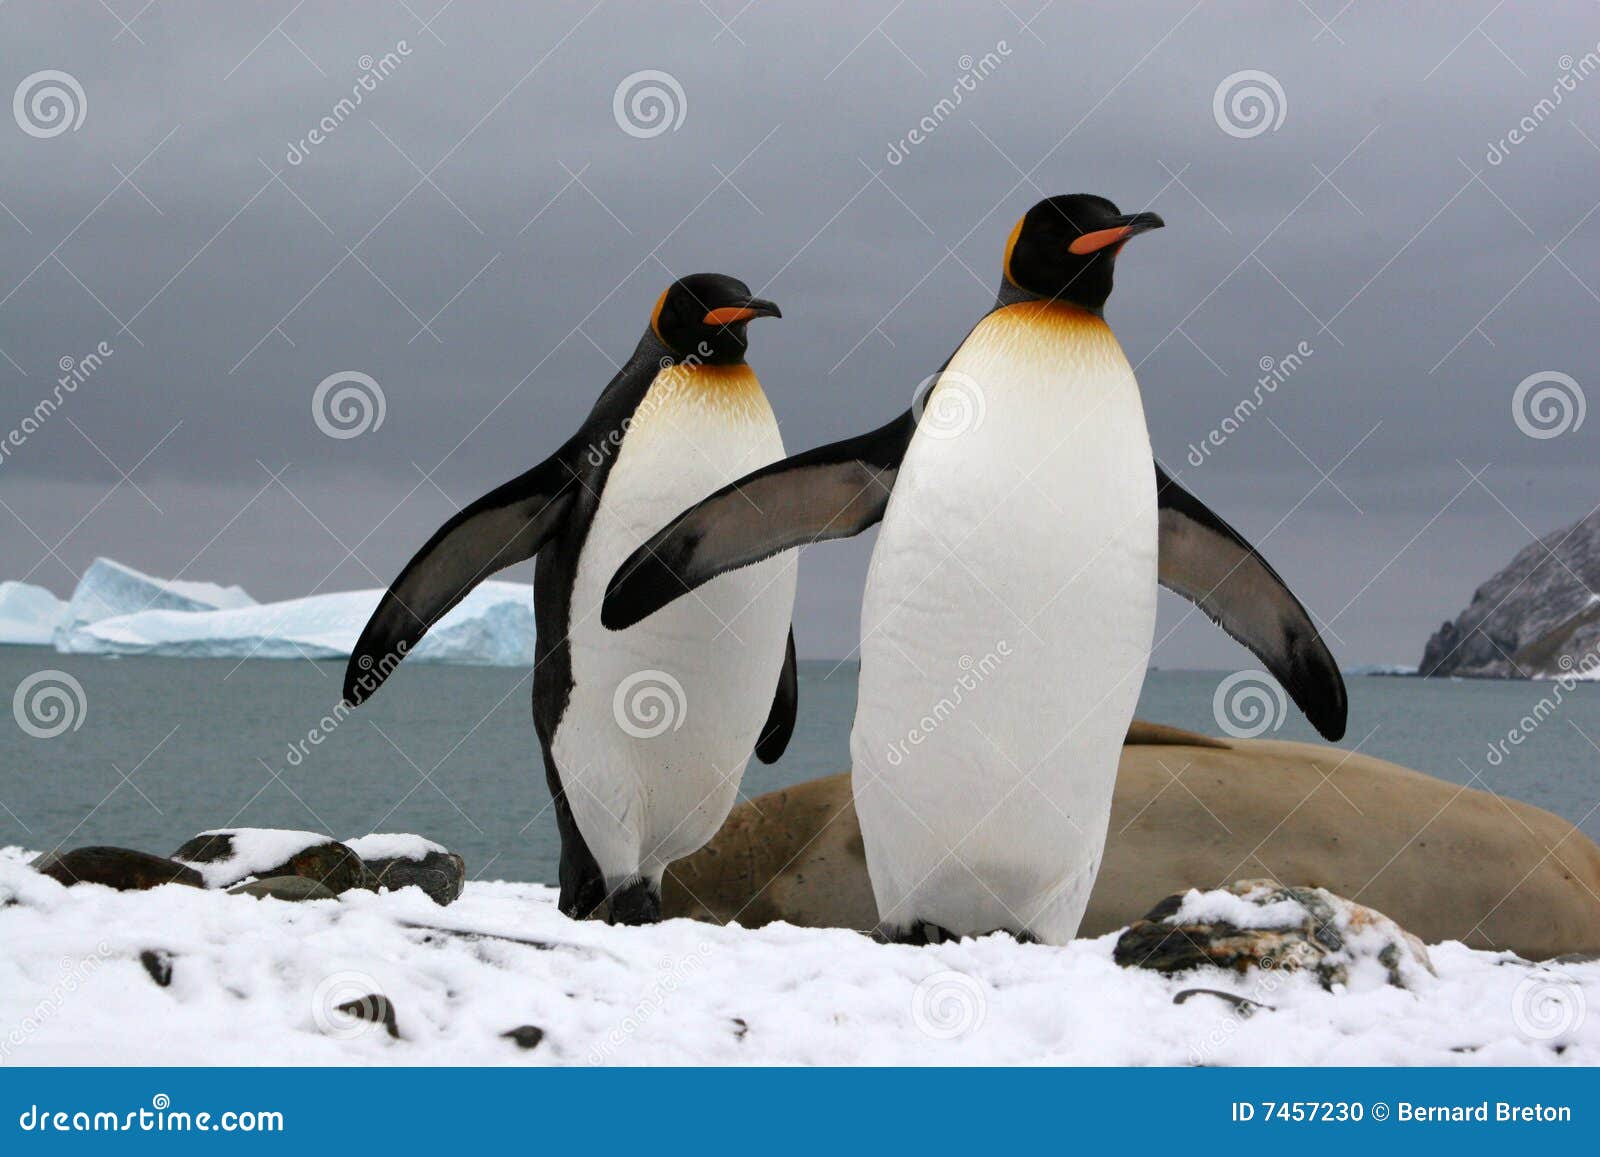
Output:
[867, 304, 1158, 655]
[850, 303, 1159, 939]
[554, 363, 797, 877]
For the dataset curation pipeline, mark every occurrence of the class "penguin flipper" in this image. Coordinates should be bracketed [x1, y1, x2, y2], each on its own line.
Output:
[754, 628, 798, 764]
[1155, 462, 1348, 742]
[343, 451, 579, 705]
[602, 410, 916, 630]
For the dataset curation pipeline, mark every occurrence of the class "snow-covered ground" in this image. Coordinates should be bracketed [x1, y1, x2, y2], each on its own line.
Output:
[2, 849, 1593, 1066]
[0, 558, 534, 665]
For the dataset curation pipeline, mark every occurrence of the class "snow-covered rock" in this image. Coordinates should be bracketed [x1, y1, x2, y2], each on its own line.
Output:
[1, 847, 1594, 1065]
[228, 877, 339, 902]
[1114, 880, 1435, 992]
[30, 846, 203, 891]
[346, 834, 448, 862]
[348, 835, 464, 906]
[0, 580, 67, 645]
[55, 557, 255, 647]
[56, 579, 533, 665]
[172, 828, 368, 893]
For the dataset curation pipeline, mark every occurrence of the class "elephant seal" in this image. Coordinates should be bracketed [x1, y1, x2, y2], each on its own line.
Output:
[662, 723, 1600, 959]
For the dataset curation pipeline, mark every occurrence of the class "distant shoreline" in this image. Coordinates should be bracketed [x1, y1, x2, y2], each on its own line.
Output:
[0, 646, 1482, 680]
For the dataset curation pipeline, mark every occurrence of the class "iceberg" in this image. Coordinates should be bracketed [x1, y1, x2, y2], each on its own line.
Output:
[56, 557, 256, 645]
[1343, 663, 1418, 677]
[60, 580, 534, 666]
[2, 558, 534, 666]
[0, 581, 68, 645]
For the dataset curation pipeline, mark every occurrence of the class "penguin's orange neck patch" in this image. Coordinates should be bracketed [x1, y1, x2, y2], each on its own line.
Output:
[993, 298, 1108, 336]
[657, 360, 761, 398]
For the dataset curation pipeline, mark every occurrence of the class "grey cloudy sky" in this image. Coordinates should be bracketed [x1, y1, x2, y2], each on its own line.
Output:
[2, 1, 1598, 667]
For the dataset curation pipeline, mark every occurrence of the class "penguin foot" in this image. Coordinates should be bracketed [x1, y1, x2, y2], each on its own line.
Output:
[557, 867, 608, 921]
[606, 878, 662, 926]
[874, 921, 1040, 946]
[874, 920, 960, 946]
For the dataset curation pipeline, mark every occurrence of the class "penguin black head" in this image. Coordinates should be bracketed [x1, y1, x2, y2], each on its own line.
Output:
[1002, 194, 1164, 313]
[649, 273, 781, 365]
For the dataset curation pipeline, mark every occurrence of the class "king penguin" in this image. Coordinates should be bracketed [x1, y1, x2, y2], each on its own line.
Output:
[602, 196, 1347, 945]
[344, 273, 799, 925]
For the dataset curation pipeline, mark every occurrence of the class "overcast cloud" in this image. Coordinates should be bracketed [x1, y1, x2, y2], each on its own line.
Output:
[2, 1, 1598, 666]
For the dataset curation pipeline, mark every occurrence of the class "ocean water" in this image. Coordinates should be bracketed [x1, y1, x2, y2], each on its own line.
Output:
[2, 647, 1597, 884]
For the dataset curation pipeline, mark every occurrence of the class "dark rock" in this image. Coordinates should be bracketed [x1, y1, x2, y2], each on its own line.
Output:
[364, 850, 466, 906]
[1173, 988, 1271, 1016]
[139, 949, 174, 987]
[337, 994, 399, 1039]
[1548, 951, 1600, 966]
[31, 847, 203, 891]
[1420, 508, 1600, 678]
[501, 1025, 545, 1050]
[399, 920, 603, 957]
[171, 832, 241, 864]
[1114, 879, 1434, 991]
[227, 876, 337, 901]
[171, 830, 368, 894]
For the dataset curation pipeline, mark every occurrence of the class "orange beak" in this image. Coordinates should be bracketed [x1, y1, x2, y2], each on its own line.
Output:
[1068, 226, 1133, 255]
[702, 297, 781, 327]
[1068, 211, 1165, 255]
[703, 306, 759, 325]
